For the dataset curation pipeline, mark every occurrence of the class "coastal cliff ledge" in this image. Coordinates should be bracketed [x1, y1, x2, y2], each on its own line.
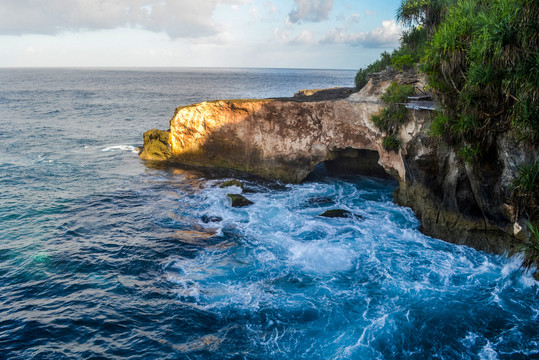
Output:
[139, 82, 411, 183]
[140, 69, 537, 270]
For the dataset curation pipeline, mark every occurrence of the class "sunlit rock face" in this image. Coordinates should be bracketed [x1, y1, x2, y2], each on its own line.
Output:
[140, 78, 413, 183]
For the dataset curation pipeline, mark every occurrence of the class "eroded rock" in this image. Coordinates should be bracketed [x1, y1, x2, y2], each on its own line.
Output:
[140, 67, 537, 264]
[319, 209, 364, 220]
[227, 194, 254, 207]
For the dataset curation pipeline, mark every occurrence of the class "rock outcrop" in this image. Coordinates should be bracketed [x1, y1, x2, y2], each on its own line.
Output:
[395, 129, 538, 254]
[140, 81, 405, 182]
[140, 67, 536, 260]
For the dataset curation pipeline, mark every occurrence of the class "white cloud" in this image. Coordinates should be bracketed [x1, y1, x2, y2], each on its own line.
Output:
[365, 10, 377, 16]
[271, 27, 315, 45]
[0, 0, 248, 38]
[290, 30, 316, 45]
[288, 0, 333, 24]
[249, 7, 260, 22]
[272, 27, 291, 43]
[321, 20, 402, 48]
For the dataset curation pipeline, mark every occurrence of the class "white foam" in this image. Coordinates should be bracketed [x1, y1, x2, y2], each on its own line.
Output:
[163, 175, 539, 357]
[479, 341, 500, 360]
[288, 241, 353, 273]
[101, 145, 138, 153]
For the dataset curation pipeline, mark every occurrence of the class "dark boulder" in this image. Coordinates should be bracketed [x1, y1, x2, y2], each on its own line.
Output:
[227, 194, 254, 207]
[319, 209, 364, 220]
[201, 215, 223, 223]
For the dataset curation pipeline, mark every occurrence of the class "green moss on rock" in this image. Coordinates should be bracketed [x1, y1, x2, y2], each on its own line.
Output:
[227, 194, 254, 207]
[220, 180, 245, 190]
[140, 129, 171, 161]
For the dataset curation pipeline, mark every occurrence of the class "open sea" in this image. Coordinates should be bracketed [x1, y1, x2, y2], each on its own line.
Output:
[0, 68, 537, 359]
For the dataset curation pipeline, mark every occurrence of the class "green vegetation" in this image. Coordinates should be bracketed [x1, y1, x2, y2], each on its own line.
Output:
[354, 0, 450, 89]
[382, 135, 401, 152]
[422, 0, 539, 149]
[520, 221, 539, 271]
[391, 54, 415, 71]
[512, 160, 539, 220]
[370, 82, 415, 152]
[358, 0, 538, 150]
[356, 0, 538, 269]
[355, 52, 392, 89]
[381, 82, 415, 105]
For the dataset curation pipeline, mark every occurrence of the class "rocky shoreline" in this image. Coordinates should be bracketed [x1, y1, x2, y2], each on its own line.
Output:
[140, 69, 537, 276]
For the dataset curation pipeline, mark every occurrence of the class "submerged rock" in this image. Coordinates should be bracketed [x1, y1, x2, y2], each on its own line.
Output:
[201, 215, 223, 223]
[319, 209, 364, 220]
[227, 194, 254, 207]
[220, 180, 244, 190]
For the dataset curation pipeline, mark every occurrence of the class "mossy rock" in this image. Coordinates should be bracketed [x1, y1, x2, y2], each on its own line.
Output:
[227, 194, 254, 207]
[220, 180, 244, 190]
[319, 209, 364, 220]
[140, 129, 171, 161]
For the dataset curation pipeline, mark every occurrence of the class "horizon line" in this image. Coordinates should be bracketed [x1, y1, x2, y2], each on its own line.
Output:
[0, 65, 357, 72]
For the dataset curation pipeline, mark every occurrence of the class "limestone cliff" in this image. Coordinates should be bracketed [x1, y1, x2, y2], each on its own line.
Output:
[140, 84, 407, 183]
[395, 125, 538, 254]
[140, 68, 536, 261]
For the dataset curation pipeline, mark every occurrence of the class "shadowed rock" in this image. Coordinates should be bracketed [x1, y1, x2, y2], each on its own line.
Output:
[319, 209, 364, 220]
[227, 194, 253, 207]
[201, 215, 223, 223]
[140, 129, 171, 161]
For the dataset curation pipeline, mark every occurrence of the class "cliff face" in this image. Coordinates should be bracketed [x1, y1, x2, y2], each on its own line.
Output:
[140, 84, 410, 183]
[395, 122, 538, 254]
[140, 69, 535, 258]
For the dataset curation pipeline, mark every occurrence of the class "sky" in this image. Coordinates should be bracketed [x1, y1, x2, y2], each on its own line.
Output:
[0, 0, 403, 69]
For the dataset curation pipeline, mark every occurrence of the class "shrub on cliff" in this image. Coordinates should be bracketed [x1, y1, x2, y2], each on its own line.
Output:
[355, 52, 392, 89]
[382, 135, 401, 152]
[423, 0, 539, 153]
[521, 221, 539, 272]
[512, 160, 539, 221]
[370, 82, 415, 152]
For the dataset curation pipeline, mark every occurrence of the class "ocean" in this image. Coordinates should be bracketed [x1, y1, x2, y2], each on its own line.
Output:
[0, 68, 537, 359]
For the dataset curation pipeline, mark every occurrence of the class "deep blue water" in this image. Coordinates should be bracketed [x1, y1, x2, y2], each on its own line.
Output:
[0, 68, 537, 360]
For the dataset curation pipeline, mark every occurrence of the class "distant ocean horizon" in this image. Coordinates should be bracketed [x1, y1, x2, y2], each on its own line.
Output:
[0, 68, 537, 359]
[0, 66, 357, 71]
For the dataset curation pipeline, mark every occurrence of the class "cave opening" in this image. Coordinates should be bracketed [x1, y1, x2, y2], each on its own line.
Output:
[321, 148, 392, 179]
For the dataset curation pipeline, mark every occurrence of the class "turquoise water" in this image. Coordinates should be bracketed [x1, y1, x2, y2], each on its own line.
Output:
[0, 68, 537, 359]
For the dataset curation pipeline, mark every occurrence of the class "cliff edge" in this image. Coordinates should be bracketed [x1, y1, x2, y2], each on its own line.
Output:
[140, 68, 537, 268]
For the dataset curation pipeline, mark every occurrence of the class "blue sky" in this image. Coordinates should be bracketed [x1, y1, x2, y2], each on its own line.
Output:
[0, 0, 403, 69]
